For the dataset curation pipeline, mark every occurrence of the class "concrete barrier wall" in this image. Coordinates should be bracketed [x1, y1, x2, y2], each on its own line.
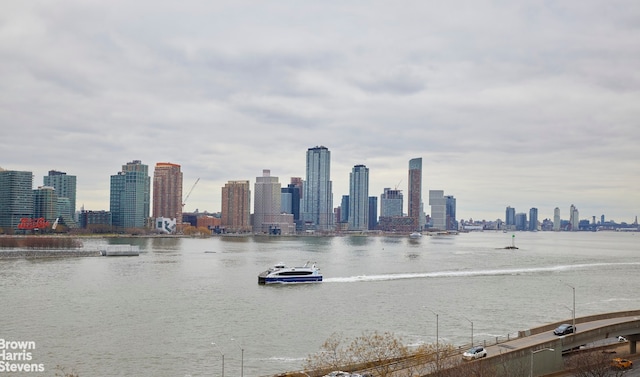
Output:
[520, 310, 640, 337]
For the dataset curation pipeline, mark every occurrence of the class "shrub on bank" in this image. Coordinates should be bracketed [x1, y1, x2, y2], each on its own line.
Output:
[0, 237, 82, 249]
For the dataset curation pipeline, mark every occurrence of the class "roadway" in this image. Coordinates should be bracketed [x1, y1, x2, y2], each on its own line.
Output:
[487, 314, 640, 355]
[477, 313, 640, 376]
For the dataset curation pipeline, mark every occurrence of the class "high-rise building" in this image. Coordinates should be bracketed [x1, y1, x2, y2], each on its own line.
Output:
[290, 177, 303, 199]
[408, 158, 422, 225]
[221, 180, 251, 233]
[153, 162, 183, 220]
[281, 183, 301, 221]
[0, 170, 34, 232]
[110, 160, 150, 229]
[553, 207, 561, 231]
[340, 195, 349, 223]
[368, 196, 378, 231]
[529, 207, 538, 231]
[33, 186, 57, 223]
[445, 195, 457, 231]
[515, 212, 527, 231]
[348, 164, 369, 231]
[570, 204, 579, 231]
[253, 170, 281, 233]
[43, 170, 77, 226]
[380, 188, 403, 218]
[505, 206, 516, 229]
[429, 190, 446, 230]
[302, 146, 333, 232]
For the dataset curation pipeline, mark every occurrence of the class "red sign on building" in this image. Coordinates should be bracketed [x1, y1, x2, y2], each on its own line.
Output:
[17, 218, 51, 230]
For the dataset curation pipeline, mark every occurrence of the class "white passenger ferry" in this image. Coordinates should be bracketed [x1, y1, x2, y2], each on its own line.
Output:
[258, 262, 322, 284]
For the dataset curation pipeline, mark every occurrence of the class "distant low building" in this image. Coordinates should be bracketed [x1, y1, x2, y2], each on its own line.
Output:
[78, 210, 112, 229]
[378, 216, 418, 232]
[154, 217, 177, 234]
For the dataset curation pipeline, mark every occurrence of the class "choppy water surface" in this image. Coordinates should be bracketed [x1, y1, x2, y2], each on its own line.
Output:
[1, 231, 638, 376]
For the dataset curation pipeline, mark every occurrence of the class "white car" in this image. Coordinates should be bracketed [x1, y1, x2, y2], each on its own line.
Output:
[463, 346, 487, 360]
[324, 372, 354, 377]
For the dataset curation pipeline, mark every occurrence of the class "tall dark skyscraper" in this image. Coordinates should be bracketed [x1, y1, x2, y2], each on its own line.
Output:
[408, 157, 422, 226]
[368, 196, 378, 230]
[340, 195, 349, 223]
[445, 195, 457, 231]
[348, 164, 369, 231]
[302, 146, 333, 232]
[281, 183, 301, 221]
[505, 206, 516, 229]
[529, 207, 538, 231]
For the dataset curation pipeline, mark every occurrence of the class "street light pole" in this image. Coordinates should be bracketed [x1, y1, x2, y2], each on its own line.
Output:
[211, 342, 224, 377]
[530, 348, 554, 377]
[463, 316, 473, 347]
[231, 338, 244, 377]
[565, 283, 576, 333]
[425, 308, 439, 369]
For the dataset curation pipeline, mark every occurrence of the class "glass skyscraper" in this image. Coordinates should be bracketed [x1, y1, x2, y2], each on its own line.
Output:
[44, 170, 77, 227]
[348, 164, 369, 231]
[505, 206, 516, 229]
[0, 170, 34, 232]
[529, 207, 539, 231]
[302, 146, 333, 232]
[368, 196, 378, 230]
[380, 188, 403, 218]
[33, 186, 56, 223]
[110, 160, 150, 229]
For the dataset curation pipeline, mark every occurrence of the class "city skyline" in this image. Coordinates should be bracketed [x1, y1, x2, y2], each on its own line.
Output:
[1, 2, 639, 223]
[1, 160, 634, 228]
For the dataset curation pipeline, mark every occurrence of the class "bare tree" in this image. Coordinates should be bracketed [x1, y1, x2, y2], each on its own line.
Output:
[306, 331, 432, 377]
[305, 332, 350, 373]
[345, 331, 410, 377]
[566, 350, 629, 377]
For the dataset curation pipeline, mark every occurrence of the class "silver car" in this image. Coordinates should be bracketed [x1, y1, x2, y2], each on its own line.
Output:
[462, 346, 487, 360]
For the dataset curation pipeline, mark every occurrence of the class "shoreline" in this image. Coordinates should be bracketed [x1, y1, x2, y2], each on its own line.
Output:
[0, 249, 102, 259]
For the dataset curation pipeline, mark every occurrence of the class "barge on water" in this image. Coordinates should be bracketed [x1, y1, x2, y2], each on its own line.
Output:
[100, 245, 140, 257]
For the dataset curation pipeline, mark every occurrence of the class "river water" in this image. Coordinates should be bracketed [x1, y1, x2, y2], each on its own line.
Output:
[1, 231, 638, 377]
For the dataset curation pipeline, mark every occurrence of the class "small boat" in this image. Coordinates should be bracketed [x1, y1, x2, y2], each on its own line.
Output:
[258, 262, 322, 284]
[409, 232, 422, 239]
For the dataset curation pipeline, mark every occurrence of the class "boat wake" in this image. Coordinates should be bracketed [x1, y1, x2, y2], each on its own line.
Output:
[324, 262, 640, 283]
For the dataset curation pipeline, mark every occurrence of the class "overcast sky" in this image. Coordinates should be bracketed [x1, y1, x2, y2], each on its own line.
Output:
[2, 1, 639, 223]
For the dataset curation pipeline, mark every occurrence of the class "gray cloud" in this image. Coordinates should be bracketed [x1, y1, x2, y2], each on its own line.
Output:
[1, 0, 639, 222]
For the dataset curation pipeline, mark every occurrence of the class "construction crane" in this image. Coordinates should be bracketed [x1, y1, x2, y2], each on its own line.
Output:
[182, 178, 200, 208]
